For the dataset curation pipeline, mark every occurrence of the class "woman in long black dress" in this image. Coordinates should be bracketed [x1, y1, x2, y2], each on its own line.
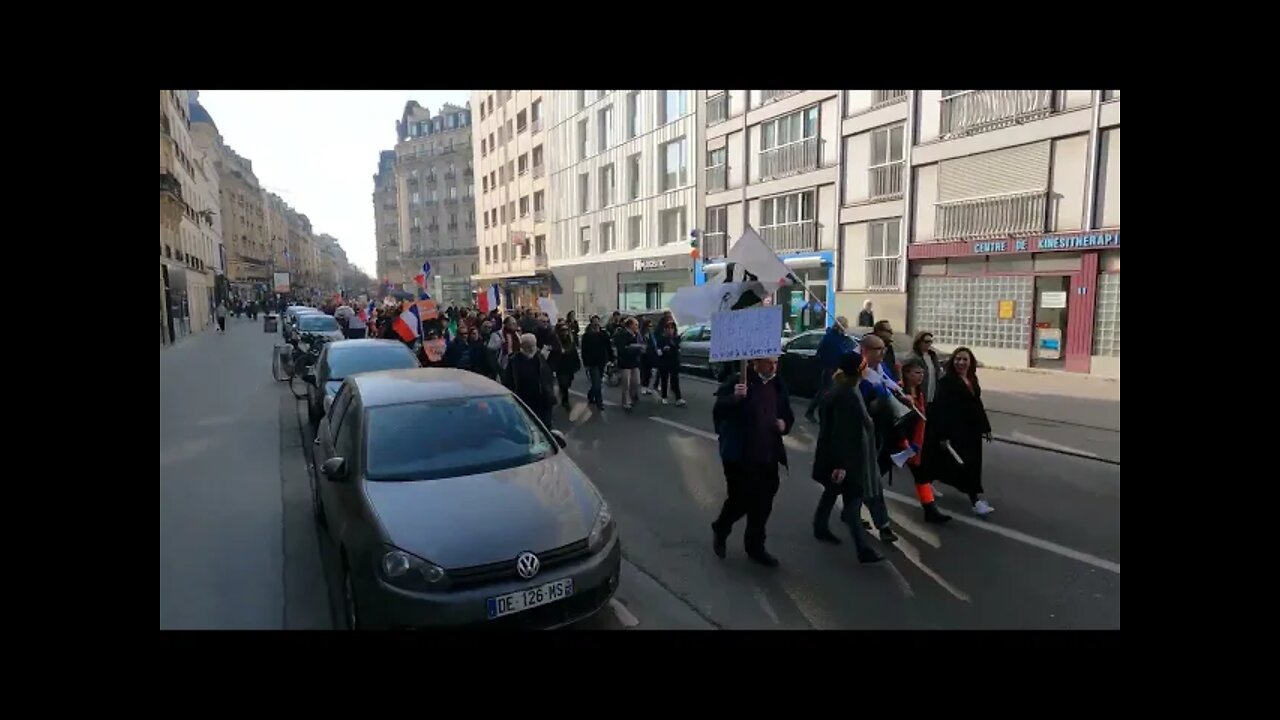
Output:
[928, 347, 995, 517]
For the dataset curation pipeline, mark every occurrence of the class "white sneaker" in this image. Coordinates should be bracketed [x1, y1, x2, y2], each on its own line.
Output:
[660, 398, 668, 405]
[932, 483, 944, 499]
[972, 499, 994, 516]
[675, 399, 687, 407]
[642, 388, 653, 396]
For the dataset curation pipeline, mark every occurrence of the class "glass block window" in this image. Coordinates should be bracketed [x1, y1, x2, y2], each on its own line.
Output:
[1093, 273, 1120, 357]
[910, 275, 1033, 350]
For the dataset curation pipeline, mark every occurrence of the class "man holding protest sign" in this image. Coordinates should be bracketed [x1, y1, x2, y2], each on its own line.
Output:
[708, 304, 793, 568]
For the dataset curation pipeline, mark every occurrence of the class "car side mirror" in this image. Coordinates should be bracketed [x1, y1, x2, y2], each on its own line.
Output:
[549, 429, 568, 449]
[321, 457, 348, 481]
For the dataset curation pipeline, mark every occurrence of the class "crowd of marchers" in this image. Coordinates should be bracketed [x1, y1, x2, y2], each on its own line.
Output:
[708, 316, 994, 569]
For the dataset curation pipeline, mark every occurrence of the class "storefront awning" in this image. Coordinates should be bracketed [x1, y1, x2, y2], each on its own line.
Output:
[702, 256, 830, 275]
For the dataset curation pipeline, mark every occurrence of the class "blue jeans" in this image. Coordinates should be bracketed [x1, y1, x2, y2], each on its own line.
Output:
[586, 365, 604, 405]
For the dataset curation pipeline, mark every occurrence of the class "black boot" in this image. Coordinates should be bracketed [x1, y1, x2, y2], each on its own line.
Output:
[878, 526, 899, 543]
[712, 524, 727, 559]
[814, 527, 842, 544]
[923, 503, 952, 524]
[746, 547, 780, 567]
[857, 547, 886, 564]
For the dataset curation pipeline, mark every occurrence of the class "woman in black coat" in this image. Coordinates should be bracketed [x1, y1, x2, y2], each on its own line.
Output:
[810, 352, 886, 564]
[927, 346, 995, 517]
[552, 323, 581, 411]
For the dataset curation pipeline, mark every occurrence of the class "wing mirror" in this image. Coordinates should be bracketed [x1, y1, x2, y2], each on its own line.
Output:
[549, 429, 568, 449]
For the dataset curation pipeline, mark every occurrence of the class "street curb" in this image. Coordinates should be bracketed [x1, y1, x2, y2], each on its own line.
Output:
[993, 435, 1120, 466]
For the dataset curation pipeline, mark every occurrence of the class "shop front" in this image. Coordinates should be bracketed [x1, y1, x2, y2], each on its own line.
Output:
[550, 253, 694, 321]
[695, 249, 836, 333]
[906, 229, 1120, 376]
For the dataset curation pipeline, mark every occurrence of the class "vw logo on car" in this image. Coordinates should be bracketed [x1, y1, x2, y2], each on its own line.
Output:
[516, 551, 541, 580]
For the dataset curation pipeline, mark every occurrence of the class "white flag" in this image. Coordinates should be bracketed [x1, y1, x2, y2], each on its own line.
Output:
[726, 225, 797, 293]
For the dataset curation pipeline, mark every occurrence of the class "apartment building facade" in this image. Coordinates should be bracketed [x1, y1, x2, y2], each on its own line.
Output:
[393, 102, 477, 305]
[696, 90, 842, 335]
[546, 90, 702, 318]
[372, 150, 401, 286]
[471, 90, 551, 309]
[160, 90, 219, 345]
[901, 90, 1120, 376]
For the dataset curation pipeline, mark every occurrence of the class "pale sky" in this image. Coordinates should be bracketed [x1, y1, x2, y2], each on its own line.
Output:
[196, 90, 471, 276]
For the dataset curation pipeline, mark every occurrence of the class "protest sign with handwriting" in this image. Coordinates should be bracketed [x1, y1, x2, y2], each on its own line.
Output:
[709, 306, 784, 363]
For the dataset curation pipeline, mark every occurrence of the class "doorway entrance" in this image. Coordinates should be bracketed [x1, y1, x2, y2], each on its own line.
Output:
[1031, 276, 1069, 369]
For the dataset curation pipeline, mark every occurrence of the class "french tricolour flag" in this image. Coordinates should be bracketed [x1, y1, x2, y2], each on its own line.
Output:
[478, 285, 500, 313]
[393, 303, 420, 343]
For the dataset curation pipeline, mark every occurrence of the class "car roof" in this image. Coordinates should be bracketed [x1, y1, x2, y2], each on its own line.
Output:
[326, 339, 412, 353]
[351, 368, 511, 408]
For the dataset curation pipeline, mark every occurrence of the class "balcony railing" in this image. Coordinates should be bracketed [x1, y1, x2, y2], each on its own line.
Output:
[702, 232, 727, 259]
[760, 220, 817, 253]
[519, 166, 529, 177]
[410, 227, 422, 235]
[407, 177, 419, 187]
[517, 123, 528, 135]
[445, 171, 456, 181]
[448, 223, 459, 231]
[866, 257, 901, 290]
[531, 118, 542, 133]
[446, 197, 459, 206]
[532, 164, 545, 179]
[935, 189, 1048, 240]
[160, 171, 183, 200]
[428, 224, 440, 233]
[534, 209, 545, 222]
[868, 162, 904, 200]
[872, 90, 907, 107]
[940, 90, 1057, 137]
[426, 173, 438, 183]
[382, 202, 396, 209]
[464, 167, 474, 178]
[706, 164, 727, 193]
[507, 254, 549, 274]
[760, 90, 801, 106]
[707, 94, 729, 125]
[758, 136, 819, 179]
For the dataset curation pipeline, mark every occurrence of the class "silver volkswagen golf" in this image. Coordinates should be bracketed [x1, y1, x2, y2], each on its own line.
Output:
[311, 368, 621, 629]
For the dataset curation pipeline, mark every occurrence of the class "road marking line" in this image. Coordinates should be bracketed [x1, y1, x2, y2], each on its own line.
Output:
[1007, 430, 1101, 459]
[609, 598, 640, 627]
[752, 586, 781, 625]
[880, 491, 1121, 575]
[649, 415, 1121, 576]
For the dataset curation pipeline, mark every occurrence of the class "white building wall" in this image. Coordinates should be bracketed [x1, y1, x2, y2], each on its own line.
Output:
[913, 164, 939, 242]
[842, 133, 871, 204]
[727, 130, 746, 188]
[1050, 133, 1089, 232]
[840, 223, 868, 290]
[547, 90, 700, 267]
[1097, 127, 1120, 228]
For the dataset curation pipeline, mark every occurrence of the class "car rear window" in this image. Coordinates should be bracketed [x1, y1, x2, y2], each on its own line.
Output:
[365, 395, 556, 480]
[327, 345, 419, 379]
[298, 315, 339, 332]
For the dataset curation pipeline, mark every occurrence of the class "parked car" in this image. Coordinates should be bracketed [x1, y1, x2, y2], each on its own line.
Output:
[679, 322, 790, 381]
[289, 313, 344, 346]
[303, 339, 421, 427]
[778, 329, 836, 398]
[283, 306, 323, 337]
[310, 368, 621, 629]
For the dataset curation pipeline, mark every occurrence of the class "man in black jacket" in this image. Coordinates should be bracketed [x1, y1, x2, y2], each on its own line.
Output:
[580, 315, 613, 410]
[444, 325, 493, 378]
[504, 333, 556, 429]
[612, 317, 645, 410]
[710, 356, 795, 567]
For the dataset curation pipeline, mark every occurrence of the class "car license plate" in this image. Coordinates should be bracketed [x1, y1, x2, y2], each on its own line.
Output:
[487, 578, 574, 620]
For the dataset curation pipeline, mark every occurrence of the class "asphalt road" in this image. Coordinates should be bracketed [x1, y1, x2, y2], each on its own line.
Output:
[160, 319, 1120, 629]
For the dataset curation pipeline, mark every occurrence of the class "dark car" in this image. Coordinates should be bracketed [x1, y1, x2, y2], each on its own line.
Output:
[778, 329, 833, 398]
[290, 313, 345, 346]
[283, 306, 323, 338]
[304, 339, 421, 427]
[311, 368, 621, 629]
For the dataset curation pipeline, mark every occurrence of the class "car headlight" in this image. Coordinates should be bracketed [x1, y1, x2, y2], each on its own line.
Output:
[587, 500, 615, 553]
[379, 547, 446, 592]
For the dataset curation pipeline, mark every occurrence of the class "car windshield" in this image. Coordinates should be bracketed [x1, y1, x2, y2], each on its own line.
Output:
[365, 394, 556, 481]
[298, 315, 339, 332]
[327, 345, 419, 379]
